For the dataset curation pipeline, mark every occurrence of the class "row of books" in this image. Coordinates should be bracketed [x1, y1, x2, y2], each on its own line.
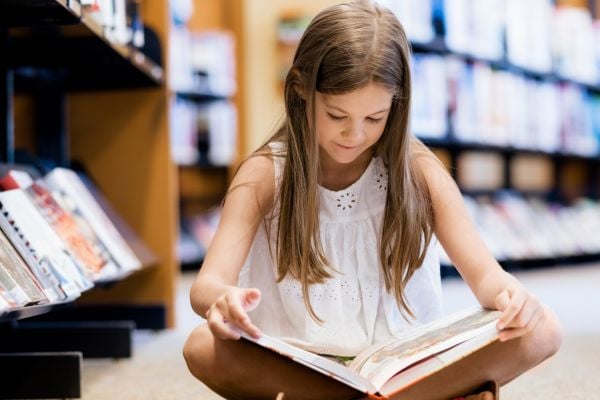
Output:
[412, 55, 600, 156]
[169, 27, 236, 97]
[178, 193, 600, 268]
[81, 0, 144, 47]
[376, 0, 600, 85]
[0, 167, 152, 315]
[440, 194, 600, 264]
[170, 98, 237, 167]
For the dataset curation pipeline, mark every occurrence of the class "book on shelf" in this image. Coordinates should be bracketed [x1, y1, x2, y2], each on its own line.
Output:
[0, 190, 84, 302]
[77, 172, 157, 268]
[411, 54, 447, 139]
[45, 168, 142, 274]
[0, 287, 14, 313]
[0, 170, 121, 281]
[0, 228, 48, 307]
[81, 0, 145, 47]
[241, 307, 503, 399]
[505, 0, 553, 73]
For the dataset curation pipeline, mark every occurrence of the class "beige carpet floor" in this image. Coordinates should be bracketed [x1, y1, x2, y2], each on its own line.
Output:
[81, 264, 600, 399]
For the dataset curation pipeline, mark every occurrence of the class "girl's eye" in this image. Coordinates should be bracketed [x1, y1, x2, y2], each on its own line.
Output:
[366, 117, 383, 123]
[327, 113, 346, 121]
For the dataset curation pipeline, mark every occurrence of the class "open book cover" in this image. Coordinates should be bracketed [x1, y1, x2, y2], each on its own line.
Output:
[241, 307, 502, 399]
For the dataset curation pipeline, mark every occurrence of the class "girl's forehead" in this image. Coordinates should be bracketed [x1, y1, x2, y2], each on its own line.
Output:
[318, 83, 394, 111]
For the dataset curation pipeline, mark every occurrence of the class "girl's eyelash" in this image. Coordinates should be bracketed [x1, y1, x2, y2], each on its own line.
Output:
[327, 113, 346, 121]
[327, 113, 383, 123]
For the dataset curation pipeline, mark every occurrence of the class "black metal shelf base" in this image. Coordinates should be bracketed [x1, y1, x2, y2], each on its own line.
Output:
[0, 352, 81, 399]
[442, 252, 600, 278]
[25, 303, 167, 330]
[0, 320, 134, 358]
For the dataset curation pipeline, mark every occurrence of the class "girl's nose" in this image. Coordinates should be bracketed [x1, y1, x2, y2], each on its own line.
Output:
[343, 121, 364, 139]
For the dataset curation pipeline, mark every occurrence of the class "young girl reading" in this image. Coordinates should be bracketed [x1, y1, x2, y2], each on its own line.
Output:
[183, 1, 562, 399]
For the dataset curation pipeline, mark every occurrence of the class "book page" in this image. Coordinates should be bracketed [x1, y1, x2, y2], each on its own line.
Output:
[350, 307, 501, 391]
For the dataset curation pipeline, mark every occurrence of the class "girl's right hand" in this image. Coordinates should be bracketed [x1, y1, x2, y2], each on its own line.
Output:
[205, 287, 262, 340]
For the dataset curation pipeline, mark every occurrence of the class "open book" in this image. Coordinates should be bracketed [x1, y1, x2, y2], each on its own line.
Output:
[241, 307, 503, 399]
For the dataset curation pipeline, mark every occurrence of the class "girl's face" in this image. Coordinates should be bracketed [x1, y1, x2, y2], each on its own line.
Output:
[314, 82, 393, 166]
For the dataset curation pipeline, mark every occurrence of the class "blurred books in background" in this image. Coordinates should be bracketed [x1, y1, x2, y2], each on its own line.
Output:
[81, 0, 145, 47]
[440, 193, 600, 266]
[412, 55, 600, 156]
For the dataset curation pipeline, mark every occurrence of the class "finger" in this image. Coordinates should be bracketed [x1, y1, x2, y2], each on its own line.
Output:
[226, 294, 262, 338]
[505, 295, 539, 330]
[207, 306, 242, 340]
[498, 326, 528, 342]
[242, 288, 262, 312]
[497, 289, 526, 330]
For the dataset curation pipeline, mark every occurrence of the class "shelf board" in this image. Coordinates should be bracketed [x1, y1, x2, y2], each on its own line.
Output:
[175, 90, 228, 103]
[0, 300, 71, 322]
[3, 0, 163, 91]
[420, 137, 600, 161]
[442, 252, 600, 278]
[0, 0, 80, 27]
[179, 165, 229, 200]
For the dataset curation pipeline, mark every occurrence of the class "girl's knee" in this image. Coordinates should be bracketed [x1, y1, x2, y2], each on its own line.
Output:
[183, 324, 214, 381]
[539, 308, 563, 358]
[521, 307, 563, 365]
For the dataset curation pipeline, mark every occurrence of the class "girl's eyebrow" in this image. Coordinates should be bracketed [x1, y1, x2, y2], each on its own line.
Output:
[325, 103, 390, 116]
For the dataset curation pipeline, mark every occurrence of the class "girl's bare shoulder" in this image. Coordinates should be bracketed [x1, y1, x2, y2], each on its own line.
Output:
[228, 152, 277, 215]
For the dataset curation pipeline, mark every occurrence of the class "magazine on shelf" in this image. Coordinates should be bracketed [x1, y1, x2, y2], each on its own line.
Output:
[241, 307, 503, 399]
[45, 168, 142, 274]
[0, 229, 47, 306]
[0, 170, 120, 281]
[0, 288, 14, 313]
[0, 264, 30, 308]
[78, 172, 157, 268]
[0, 190, 87, 301]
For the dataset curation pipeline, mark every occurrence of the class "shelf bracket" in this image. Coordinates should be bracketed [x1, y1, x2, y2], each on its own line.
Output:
[0, 28, 15, 163]
[0, 352, 81, 399]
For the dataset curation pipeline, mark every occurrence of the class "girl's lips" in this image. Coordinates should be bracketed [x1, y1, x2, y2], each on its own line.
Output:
[336, 143, 360, 150]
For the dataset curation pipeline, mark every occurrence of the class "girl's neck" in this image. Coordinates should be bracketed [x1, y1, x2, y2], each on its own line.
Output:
[318, 147, 373, 191]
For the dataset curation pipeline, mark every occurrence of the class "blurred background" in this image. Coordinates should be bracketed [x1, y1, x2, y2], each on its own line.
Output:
[174, 0, 600, 276]
[2, 0, 600, 399]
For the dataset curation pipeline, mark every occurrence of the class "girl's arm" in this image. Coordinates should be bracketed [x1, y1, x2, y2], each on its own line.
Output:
[418, 155, 546, 341]
[190, 154, 275, 340]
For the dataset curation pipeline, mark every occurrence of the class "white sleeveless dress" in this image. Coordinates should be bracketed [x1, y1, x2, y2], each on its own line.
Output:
[239, 143, 443, 357]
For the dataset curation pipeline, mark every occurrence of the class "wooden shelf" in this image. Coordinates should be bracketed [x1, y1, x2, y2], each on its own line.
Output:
[3, 0, 163, 91]
[179, 165, 229, 201]
[442, 252, 600, 278]
[0, 0, 80, 27]
[175, 90, 228, 103]
[420, 137, 600, 162]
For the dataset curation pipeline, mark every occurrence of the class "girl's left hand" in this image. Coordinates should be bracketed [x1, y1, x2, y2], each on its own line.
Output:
[495, 283, 546, 342]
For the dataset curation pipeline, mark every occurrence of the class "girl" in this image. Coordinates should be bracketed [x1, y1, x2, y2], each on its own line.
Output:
[183, 1, 562, 399]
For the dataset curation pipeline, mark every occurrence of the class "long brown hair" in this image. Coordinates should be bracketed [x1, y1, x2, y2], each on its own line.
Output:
[254, 1, 435, 321]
